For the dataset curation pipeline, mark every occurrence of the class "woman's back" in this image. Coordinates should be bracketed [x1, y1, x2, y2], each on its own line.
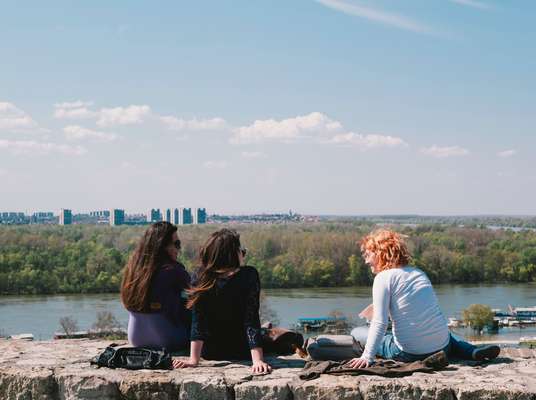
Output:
[121, 222, 190, 351]
[380, 266, 449, 354]
[146, 262, 191, 325]
[354, 229, 499, 368]
[127, 261, 191, 350]
[191, 266, 262, 360]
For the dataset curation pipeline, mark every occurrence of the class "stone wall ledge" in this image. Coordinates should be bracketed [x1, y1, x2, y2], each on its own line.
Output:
[1, 339, 535, 400]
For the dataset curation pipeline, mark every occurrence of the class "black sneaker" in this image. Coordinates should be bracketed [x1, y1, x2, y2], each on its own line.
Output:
[472, 345, 500, 361]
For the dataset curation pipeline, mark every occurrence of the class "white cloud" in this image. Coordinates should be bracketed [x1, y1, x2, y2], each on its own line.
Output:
[54, 100, 94, 109]
[497, 149, 516, 158]
[448, 0, 491, 10]
[203, 160, 228, 169]
[55, 102, 151, 125]
[0, 102, 40, 132]
[241, 151, 266, 159]
[232, 112, 407, 150]
[54, 107, 96, 120]
[53, 101, 96, 120]
[53, 101, 226, 134]
[0, 168, 7, 177]
[96, 105, 152, 127]
[420, 145, 470, 158]
[316, 0, 431, 34]
[0, 139, 86, 156]
[160, 115, 227, 131]
[231, 112, 342, 144]
[327, 132, 408, 149]
[63, 125, 118, 142]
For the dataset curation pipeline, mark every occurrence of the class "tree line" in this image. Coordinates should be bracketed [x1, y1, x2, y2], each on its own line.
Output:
[0, 222, 535, 295]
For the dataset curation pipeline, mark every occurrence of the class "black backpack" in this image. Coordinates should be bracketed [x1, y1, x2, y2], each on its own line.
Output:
[261, 327, 305, 355]
[91, 344, 172, 370]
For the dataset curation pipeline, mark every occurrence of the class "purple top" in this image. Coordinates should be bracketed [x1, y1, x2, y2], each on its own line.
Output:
[145, 260, 191, 327]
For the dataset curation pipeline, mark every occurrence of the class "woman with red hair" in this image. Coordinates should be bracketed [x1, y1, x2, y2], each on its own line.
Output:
[349, 229, 499, 369]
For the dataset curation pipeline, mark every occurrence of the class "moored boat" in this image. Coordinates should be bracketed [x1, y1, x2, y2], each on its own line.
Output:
[519, 336, 536, 348]
[9, 333, 34, 341]
[512, 306, 536, 320]
[448, 317, 463, 328]
[296, 316, 348, 333]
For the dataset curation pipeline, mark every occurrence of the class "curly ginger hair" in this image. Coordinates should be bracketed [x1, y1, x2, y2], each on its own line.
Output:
[360, 229, 411, 272]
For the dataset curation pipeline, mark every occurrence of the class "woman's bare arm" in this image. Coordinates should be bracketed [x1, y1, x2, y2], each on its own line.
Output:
[250, 347, 272, 374]
[173, 340, 203, 368]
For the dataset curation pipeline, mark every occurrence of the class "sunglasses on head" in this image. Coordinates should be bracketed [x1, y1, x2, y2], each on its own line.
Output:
[173, 239, 181, 250]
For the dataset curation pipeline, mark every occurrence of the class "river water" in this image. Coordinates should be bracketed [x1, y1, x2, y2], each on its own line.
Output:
[1, 284, 536, 341]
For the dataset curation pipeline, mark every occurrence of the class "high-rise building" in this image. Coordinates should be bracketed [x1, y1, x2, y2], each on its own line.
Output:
[172, 208, 180, 225]
[124, 213, 148, 225]
[194, 208, 207, 224]
[59, 209, 72, 225]
[162, 208, 182, 225]
[0, 212, 28, 224]
[110, 209, 125, 226]
[31, 212, 55, 224]
[33, 212, 53, 218]
[179, 207, 193, 225]
[147, 209, 161, 223]
[89, 211, 110, 218]
[163, 208, 172, 223]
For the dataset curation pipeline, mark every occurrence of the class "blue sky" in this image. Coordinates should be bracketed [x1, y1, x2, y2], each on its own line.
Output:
[1, 0, 534, 215]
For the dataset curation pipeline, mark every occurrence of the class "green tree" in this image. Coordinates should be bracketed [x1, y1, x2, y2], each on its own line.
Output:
[271, 263, 297, 287]
[303, 258, 336, 287]
[1, 222, 536, 294]
[92, 311, 122, 331]
[461, 304, 494, 333]
[345, 254, 370, 285]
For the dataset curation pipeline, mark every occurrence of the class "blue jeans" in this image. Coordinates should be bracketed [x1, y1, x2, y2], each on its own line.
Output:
[350, 326, 476, 362]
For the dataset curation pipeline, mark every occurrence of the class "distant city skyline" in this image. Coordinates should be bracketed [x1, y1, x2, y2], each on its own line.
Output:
[0, 207, 208, 226]
[1, 1, 535, 215]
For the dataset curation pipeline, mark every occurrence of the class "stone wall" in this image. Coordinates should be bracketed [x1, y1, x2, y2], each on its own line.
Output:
[1, 339, 535, 400]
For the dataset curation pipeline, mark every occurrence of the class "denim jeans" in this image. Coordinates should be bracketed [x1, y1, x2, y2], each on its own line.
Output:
[350, 326, 476, 362]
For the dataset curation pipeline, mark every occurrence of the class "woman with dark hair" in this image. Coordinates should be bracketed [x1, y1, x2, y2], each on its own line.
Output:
[121, 222, 191, 351]
[173, 229, 271, 374]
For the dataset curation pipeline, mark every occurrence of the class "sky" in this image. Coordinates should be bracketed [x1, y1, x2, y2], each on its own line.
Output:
[1, 0, 535, 215]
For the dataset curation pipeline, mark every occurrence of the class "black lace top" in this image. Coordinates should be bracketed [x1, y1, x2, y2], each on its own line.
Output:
[190, 266, 263, 360]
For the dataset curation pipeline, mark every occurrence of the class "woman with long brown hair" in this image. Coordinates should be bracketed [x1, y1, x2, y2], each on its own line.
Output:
[173, 228, 271, 374]
[121, 221, 191, 350]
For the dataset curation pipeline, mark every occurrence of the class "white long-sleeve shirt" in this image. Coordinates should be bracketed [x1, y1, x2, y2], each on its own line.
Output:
[361, 266, 449, 363]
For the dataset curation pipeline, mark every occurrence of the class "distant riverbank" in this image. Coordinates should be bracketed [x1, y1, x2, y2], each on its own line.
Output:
[2, 223, 536, 296]
[2, 284, 536, 341]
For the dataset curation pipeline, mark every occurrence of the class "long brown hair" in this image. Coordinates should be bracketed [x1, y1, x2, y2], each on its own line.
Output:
[186, 228, 242, 309]
[121, 222, 178, 311]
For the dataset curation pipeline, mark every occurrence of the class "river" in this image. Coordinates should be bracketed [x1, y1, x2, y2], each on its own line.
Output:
[1, 284, 536, 341]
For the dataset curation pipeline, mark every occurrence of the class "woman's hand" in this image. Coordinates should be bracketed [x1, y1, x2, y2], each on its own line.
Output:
[250, 347, 271, 374]
[251, 360, 272, 374]
[359, 303, 374, 320]
[347, 357, 370, 369]
[173, 358, 198, 369]
[174, 341, 203, 369]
